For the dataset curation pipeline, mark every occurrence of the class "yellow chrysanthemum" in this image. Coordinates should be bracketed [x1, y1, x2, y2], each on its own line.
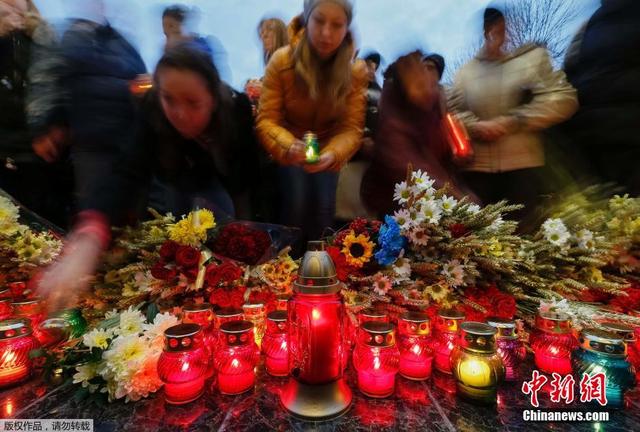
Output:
[193, 209, 216, 230]
[341, 231, 374, 268]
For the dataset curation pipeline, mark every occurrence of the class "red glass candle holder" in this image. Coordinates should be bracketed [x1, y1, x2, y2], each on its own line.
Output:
[353, 322, 400, 398]
[11, 298, 46, 344]
[243, 303, 266, 348]
[0, 300, 12, 321]
[486, 317, 526, 381]
[431, 309, 465, 374]
[157, 323, 209, 405]
[276, 294, 291, 312]
[182, 303, 216, 377]
[398, 312, 433, 381]
[602, 322, 640, 383]
[0, 319, 41, 388]
[0, 288, 12, 300]
[530, 311, 578, 375]
[214, 308, 244, 329]
[263, 310, 289, 377]
[215, 321, 259, 395]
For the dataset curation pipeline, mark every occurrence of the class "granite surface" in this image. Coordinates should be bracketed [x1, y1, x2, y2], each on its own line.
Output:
[2, 360, 639, 432]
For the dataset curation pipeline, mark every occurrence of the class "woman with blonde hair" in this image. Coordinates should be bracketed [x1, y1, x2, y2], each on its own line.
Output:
[256, 0, 367, 247]
[258, 17, 288, 66]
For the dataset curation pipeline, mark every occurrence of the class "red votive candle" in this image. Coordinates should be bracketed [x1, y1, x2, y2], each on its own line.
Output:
[215, 321, 259, 395]
[182, 303, 216, 378]
[262, 310, 289, 377]
[0, 319, 41, 388]
[486, 317, 526, 381]
[0, 289, 12, 300]
[11, 298, 46, 344]
[431, 309, 465, 374]
[157, 323, 209, 405]
[0, 300, 12, 321]
[353, 322, 400, 398]
[398, 312, 433, 380]
[530, 311, 577, 375]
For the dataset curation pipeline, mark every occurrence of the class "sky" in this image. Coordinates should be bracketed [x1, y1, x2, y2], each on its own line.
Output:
[32, 0, 598, 89]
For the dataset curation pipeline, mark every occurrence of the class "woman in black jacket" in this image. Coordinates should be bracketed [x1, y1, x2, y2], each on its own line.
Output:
[37, 44, 261, 311]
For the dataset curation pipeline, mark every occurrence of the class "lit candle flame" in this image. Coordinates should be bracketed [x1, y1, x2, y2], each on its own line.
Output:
[182, 362, 190, 372]
[312, 309, 320, 321]
[231, 359, 239, 369]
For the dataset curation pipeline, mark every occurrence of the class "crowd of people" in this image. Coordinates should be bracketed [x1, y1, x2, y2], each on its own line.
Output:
[0, 0, 638, 309]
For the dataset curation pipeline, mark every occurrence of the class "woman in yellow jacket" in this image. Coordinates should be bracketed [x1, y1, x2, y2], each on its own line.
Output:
[256, 0, 367, 245]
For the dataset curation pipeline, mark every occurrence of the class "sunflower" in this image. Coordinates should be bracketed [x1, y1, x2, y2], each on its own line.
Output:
[341, 230, 374, 268]
[426, 283, 450, 302]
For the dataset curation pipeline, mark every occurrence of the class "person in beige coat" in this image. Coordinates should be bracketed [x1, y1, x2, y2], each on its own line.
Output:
[448, 7, 578, 225]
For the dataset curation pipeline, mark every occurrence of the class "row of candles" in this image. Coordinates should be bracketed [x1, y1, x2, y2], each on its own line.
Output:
[1, 284, 637, 409]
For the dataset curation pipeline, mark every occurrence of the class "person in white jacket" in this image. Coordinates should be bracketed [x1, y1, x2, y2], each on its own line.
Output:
[448, 7, 578, 227]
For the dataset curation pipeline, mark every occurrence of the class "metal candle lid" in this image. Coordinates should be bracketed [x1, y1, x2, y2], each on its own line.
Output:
[399, 312, 431, 336]
[0, 288, 11, 299]
[183, 302, 214, 314]
[216, 308, 244, 319]
[536, 311, 572, 334]
[220, 320, 254, 346]
[164, 323, 202, 352]
[601, 322, 636, 343]
[267, 310, 287, 322]
[580, 328, 626, 358]
[436, 309, 465, 333]
[267, 310, 287, 333]
[486, 317, 518, 339]
[359, 308, 388, 321]
[293, 241, 341, 295]
[0, 319, 33, 340]
[459, 322, 497, 353]
[361, 322, 396, 347]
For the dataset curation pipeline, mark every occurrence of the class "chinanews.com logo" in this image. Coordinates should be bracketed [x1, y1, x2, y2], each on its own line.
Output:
[520, 370, 610, 422]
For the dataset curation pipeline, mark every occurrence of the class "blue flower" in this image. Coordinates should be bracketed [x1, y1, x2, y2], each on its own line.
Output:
[375, 215, 406, 266]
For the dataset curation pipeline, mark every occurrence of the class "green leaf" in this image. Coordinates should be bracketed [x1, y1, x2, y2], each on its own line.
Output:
[146, 303, 159, 322]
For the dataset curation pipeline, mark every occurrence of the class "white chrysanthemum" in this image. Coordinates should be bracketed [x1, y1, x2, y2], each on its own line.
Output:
[104, 309, 119, 320]
[408, 227, 430, 246]
[143, 312, 179, 349]
[411, 170, 435, 191]
[0, 195, 21, 236]
[115, 307, 146, 337]
[420, 199, 442, 224]
[101, 334, 148, 381]
[542, 218, 570, 247]
[393, 255, 412, 281]
[393, 181, 413, 204]
[575, 229, 595, 250]
[124, 353, 163, 402]
[466, 203, 481, 215]
[488, 216, 505, 232]
[393, 209, 412, 230]
[439, 195, 458, 214]
[83, 328, 113, 350]
[73, 362, 101, 393]
[441, 259, 465, 287]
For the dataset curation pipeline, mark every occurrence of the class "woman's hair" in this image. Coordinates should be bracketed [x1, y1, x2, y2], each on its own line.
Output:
[258, 18, 288, 65]
[162, 4, 188, 23]
[483, 7, 505, 34]
[154, 45, 235, 159]
[293, 20, 354, 107]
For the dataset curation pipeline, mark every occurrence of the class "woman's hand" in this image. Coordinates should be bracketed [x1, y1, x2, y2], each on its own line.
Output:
[286, 140, 308, 165]
[304, 151, 336, 173]
[36, 233, 103, 314]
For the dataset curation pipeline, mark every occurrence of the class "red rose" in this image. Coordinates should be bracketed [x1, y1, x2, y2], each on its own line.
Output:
[463, 305, 488, 322]
[206, 261, 243, 287]
[333, 230, 349, 248]
[491, 294, 516, 319]
[449, 223, 469, 238]
[151, 262, 177, 281]
[210, 286, 246, 309]
[326, 246, 356, 282]
[159, 240, 179, 261]
[175, 246, 201, 268]
[248, 289, 277, 312]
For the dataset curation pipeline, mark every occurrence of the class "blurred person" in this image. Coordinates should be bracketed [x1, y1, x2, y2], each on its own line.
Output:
[448, 6, 578, 226]
[258, 17, 288, 66]
[162, 4, 232, 84]
[0, 0, 71, 226]
[361, 51, 465, 217]
[30, 0, 147, 218]
[37, 45, 259, 311]
[562, 0, 640, 194]
[256, 0, 367, 247]
[335, 50, 382, 221]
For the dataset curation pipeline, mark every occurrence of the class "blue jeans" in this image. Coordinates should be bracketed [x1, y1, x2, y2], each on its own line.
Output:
[277, 166, 338, 246]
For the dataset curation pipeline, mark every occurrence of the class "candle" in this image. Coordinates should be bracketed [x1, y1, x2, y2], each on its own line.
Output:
[486, 317, 526, 381]
[215, 321, 259, 395]
[572, 328, 635, 408]
[262, 311, 289, 377]
[0, 288, 12, 300]
[0, 300, 12, 320]
[602, 322, 640, 384]
[276, 294, 291, 312]
[10, 298, 46, 344]
[451, 322, 505, 404]
[243, 303, 267, 348]
[0, 319, 40, 388]
[303, 132, 320, 164]
[398, 312, 433, 381]
[530, 311, 577, 375]
[431, 309, 465, 374]
[353, 322, 400, 398]
[182, 303, 216, 378]
[157, 323, 208, 405]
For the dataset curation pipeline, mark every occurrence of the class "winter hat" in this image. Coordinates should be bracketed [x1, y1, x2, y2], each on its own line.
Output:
[423, 53, 445, 79]
[483, 7, 505, 32]
[303, 0, 353, 25]
[363, 51, 382, 68]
